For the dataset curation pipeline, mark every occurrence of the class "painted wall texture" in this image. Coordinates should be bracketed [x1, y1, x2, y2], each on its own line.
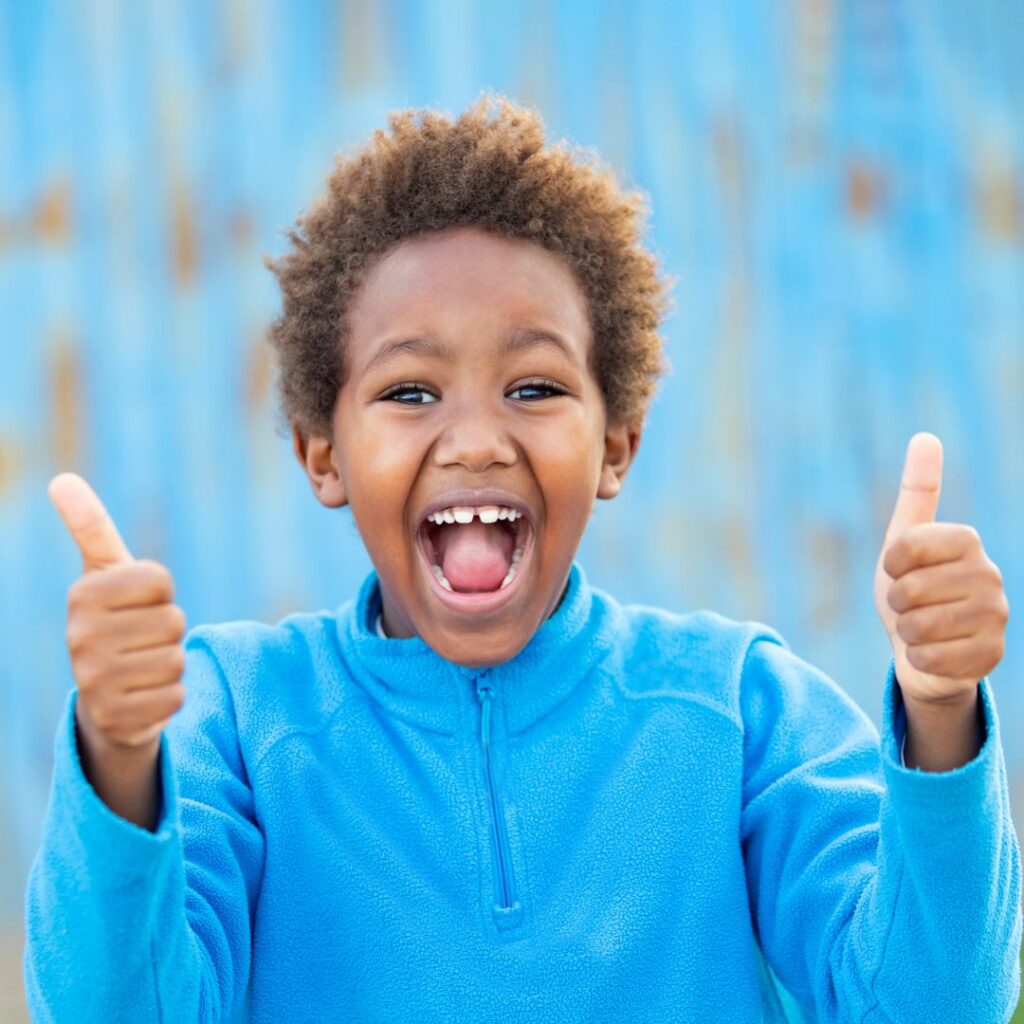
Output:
[1, 1, 1022, 1019]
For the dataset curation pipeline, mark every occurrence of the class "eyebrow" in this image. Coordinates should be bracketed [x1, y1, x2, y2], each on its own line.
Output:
[363, 336, 452, 375]
[501, 327, 577, 363]
[362, 326, 579, 375]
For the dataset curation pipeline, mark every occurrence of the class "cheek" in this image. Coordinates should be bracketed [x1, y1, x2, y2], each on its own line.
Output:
[336, 412, 421, 528]
[529, 412, 605, 518]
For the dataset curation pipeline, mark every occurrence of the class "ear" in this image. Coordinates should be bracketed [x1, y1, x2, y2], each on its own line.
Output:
[596, 422, 640, 500]
[291, 423, 348, 508]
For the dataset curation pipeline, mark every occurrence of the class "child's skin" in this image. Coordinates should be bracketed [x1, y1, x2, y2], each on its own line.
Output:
[49, 227, 1009, 830]
[291, 228, 637, 667]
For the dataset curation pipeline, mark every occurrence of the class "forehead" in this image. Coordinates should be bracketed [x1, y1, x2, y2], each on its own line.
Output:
[346, 227, 591, 351]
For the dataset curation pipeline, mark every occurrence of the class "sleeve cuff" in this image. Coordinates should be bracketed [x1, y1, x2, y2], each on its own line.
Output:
[54, 688, 181, 885]
[881, 659, 1002, 816]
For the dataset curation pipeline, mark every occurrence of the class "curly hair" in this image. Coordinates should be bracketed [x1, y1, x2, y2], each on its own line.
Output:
[263, 93, 672, 438]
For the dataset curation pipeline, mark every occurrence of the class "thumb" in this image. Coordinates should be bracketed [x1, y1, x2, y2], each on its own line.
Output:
[883, 432, 943, 548]
[48, 472, 133, 570]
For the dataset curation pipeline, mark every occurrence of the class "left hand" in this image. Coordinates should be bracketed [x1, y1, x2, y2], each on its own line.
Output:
[874, 432, 1010, 705]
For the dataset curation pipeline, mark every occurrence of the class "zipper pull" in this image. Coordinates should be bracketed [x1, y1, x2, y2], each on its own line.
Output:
[476, 678, 492, 749]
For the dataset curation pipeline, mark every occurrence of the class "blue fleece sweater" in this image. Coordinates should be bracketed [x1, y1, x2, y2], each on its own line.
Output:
[23, 563, 1023, 1022]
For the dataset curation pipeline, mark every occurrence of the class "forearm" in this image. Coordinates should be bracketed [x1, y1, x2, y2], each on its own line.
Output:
[901, 684, 984, 773]
[24, 691, 215, 1021]
[843, 676, 1021, 1023]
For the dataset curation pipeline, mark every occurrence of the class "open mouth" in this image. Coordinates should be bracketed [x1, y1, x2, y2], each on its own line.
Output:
[417, 502, 532, 598]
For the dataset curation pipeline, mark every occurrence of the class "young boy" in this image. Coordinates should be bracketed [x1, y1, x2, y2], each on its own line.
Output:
[24, 96, 1020, 1022]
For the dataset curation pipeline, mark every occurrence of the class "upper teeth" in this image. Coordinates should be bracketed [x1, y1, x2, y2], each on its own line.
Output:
[426, 505, 523, 525]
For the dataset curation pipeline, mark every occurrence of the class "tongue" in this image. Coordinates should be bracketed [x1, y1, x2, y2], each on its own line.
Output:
[434, 520, 514, 593]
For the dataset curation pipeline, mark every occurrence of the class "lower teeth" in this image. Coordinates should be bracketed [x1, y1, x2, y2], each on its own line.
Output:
[431, 564, 453, 591]
[498, 545, 524, 590]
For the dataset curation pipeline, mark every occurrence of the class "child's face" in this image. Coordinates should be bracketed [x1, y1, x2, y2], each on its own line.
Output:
[295, 227, 637, 666]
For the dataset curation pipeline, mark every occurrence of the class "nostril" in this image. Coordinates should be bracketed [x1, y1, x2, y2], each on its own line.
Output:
[433, 424, 518, 472]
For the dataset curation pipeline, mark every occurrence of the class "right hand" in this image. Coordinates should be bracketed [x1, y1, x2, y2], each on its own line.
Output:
[50, 473, 187, 751]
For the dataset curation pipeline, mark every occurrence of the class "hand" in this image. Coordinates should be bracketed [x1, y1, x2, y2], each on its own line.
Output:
[873, 433, 1010, 706]
[50, 473, 187, 750]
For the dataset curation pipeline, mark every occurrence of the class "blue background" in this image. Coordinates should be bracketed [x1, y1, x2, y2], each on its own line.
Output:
[1, 1, 1022, 1019]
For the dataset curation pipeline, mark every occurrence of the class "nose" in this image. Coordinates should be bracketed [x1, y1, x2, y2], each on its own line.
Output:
[432, 401, 517, 472]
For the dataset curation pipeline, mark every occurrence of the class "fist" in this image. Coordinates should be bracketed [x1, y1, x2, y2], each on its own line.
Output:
[874, 433, 1010, 705]
[50, 473, 187, 749]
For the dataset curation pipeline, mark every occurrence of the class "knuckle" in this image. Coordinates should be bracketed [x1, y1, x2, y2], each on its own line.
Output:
[74, 656, 102, 692]
[984, 557, 1004, 587]
[167, 645, 186, 679]
[903, 529, 927, 561]
[929, 604, 956, 640]
[907, 644, 936, 673]
[883, 541, 906, 577]
[903, 575, 922, 606]
[138, 559, 175, 600]
[67, 576, 95, 611]
[65, 618, 92, 656]
[896, 613, 922, 645]
[993, 592, 1011, 626]
[155, 566, 176, 600]
[168, 604, 187, 641]
[989, 634, 1006, 665]
[88, 701, 117, 733]
[897, 575, 922, 608]
[166, 682, 187, 713]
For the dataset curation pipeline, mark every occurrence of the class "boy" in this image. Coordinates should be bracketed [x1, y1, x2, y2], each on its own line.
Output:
[25, 96, 1020, 1022]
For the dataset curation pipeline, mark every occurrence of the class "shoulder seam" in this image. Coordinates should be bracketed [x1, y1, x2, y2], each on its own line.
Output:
[186, 614, 349, 776]
[611, 676, 744, 732]
[251, 613, 351, 774]
[250, 697, 348, 775]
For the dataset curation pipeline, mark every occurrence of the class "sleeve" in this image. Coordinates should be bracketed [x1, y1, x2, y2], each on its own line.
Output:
[740, 637, 1023, 1024]
[23, 632, 265, 1022]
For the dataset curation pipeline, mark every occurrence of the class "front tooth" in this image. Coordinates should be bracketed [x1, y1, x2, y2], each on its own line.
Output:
[496, 508, 508, 521]
[478, 507, 499, 524]
[453, 507, 475, 524]
[442, 510, 455, 524]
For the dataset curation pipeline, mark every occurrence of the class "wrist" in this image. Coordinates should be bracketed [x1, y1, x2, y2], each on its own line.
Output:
[901, 685, 979, 717]
[74, 698, 161, 761]
[899, 682, 984, 772]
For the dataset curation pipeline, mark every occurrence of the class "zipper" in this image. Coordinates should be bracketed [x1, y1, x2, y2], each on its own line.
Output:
[475, 677, 517, 911]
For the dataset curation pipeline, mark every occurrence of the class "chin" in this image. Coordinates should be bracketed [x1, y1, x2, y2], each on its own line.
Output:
[427, 623, 534, 670]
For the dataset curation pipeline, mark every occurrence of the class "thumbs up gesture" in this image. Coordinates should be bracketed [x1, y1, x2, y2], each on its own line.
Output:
[874, 433, 1010, 706]
[49, 473, 187, 751]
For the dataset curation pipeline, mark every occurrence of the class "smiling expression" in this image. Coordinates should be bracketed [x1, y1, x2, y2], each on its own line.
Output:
[294, 226, 638, 667]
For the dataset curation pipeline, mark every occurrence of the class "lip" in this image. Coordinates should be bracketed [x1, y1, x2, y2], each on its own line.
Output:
[414, 488, 536, 616]
[416, 488, 534, 527]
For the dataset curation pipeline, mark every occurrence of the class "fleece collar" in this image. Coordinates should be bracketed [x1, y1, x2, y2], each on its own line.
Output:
[335, 562, 617, 737]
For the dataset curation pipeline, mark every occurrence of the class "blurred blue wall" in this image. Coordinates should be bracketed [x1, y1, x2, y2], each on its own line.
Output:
[1, 0, 1022, 979]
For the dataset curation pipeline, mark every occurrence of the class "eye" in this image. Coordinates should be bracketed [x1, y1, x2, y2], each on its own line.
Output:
[507, 379, 567, 402]
[380, 383, 439, 405]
